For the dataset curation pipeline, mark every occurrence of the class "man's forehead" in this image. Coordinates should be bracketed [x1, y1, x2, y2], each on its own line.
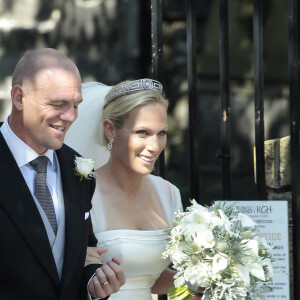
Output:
[23, 67, 80, 88]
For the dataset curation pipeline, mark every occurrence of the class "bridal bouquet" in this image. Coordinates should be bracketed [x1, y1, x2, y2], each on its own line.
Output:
[162, 201, 274, 300]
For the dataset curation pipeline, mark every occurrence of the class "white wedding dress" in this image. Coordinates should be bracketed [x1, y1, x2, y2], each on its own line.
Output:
[64, 82, 183, 299]
[91, 174, 183, 300]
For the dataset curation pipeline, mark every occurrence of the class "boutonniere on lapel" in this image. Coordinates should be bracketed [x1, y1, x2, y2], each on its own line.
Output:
[74, 156, 96, 181]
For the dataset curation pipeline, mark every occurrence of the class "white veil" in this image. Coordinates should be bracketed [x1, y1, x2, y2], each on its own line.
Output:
[64, 82, 113, 169]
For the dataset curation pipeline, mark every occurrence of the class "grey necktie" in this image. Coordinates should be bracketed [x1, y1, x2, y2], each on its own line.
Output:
[30, 156, 57, 235]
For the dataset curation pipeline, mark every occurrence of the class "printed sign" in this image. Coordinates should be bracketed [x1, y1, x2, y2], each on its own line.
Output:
[224, 201, 290, 299]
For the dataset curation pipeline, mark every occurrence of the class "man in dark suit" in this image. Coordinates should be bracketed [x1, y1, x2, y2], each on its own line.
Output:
[0, 48, 125, 299]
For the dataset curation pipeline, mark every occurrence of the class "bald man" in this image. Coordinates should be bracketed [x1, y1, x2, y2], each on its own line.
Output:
[0, 48, 125, 300]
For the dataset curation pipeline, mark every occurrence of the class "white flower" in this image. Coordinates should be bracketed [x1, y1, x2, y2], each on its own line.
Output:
[212, 254, 228, 274]
[234, 264, 251, 287]
[170, 226, 183, 243]
[237, 213, 256, 227]
[163, 201, 274, 300]
[188, 202, 217, 228]
[248, 262, 266, 281]
[189, 200, 206, 211]
[181, 222, 209, 243]
[170, 244, 189, 266]
[233, 239, 266, 287]
[183, 263, 211, 288]
[193, 229, 215, 249]
[218, 209, 230, 226]
[74, 156, 96, 181]
[234, 261, 266, 287]
[194, 210, 212, 226]
[244, 239, 259, 261]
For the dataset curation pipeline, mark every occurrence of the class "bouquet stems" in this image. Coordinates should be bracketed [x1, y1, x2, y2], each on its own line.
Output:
[168, 285, 193, 300]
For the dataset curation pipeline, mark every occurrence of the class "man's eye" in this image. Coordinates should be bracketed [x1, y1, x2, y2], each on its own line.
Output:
[158, 131, 167, 136]
[52, 104, 63, 108]
[137, 130, 148, 136]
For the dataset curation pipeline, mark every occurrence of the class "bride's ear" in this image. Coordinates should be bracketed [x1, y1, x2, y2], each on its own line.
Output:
[103, 119, 114, 140]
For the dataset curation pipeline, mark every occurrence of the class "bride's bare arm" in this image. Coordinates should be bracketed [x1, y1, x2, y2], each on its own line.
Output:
[85, 247, 107, 266]
[150, 267, 176, 294]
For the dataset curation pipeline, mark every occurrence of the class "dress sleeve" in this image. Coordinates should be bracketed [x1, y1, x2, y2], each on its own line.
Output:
[151, 175, 183, 227]
[172, 185, 183, 212]
[90, 185, 107, 235]
[169, 183, 183, 222]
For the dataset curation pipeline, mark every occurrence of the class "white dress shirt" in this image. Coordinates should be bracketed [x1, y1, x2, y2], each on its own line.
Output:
[0, 117, 60, 225]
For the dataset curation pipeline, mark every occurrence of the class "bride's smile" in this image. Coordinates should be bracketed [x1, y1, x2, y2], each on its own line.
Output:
[110, 102, 168, 176]
[138, 154, 156, 162]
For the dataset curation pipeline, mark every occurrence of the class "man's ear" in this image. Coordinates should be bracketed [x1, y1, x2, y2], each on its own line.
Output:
[103, 119, 115, 140]
[11, 85, 24, 110]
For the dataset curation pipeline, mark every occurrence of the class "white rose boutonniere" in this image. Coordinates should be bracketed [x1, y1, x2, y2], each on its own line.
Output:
[74, 156, 96, 181]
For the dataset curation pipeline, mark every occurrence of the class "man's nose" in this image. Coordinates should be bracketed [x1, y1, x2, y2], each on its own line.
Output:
[61, 107, 78, 122]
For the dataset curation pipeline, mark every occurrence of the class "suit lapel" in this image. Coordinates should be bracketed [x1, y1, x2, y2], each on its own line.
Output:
[0, 132, 60, 286]
[56, 147, 86, 285]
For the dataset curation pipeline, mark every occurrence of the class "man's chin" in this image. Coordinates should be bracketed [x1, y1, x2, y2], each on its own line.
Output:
[47, 140, 64, 151]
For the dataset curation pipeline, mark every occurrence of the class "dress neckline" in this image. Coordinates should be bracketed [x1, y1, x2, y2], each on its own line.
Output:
[93, 174, 170, 232]
[94, 228, 170, 241]
[96, 228, 169, 234]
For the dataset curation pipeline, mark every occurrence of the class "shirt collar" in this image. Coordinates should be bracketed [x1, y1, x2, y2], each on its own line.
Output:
[1, 116, 54, 167]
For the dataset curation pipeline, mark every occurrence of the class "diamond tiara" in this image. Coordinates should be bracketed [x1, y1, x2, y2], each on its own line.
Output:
[105, 78, 163, 103]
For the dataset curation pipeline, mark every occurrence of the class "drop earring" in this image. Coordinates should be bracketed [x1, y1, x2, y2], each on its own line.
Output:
[107, 139, 114, 150]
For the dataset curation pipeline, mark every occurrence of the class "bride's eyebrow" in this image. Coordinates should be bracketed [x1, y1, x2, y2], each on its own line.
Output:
[134, 125, 168, 131]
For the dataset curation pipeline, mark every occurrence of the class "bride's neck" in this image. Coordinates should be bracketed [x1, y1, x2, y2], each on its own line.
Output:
[97, 162, 145, 194]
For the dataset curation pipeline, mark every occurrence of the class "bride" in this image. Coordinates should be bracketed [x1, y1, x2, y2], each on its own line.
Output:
[65, 80, 202, 300]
